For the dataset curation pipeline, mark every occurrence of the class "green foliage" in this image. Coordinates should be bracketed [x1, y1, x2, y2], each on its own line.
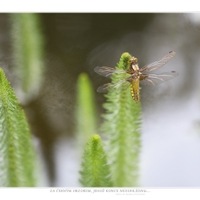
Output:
[76, 73, 98, 146]
[0, 68, 36, 186]
[101, 52, 142, 187]
[79, 134, 113, 187]
[10, 13, 45, 103]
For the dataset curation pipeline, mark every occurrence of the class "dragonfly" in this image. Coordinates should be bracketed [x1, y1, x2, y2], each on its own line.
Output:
[94, 51, 178, 102]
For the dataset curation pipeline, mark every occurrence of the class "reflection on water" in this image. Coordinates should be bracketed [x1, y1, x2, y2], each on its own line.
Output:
[1, 13, 200, 186]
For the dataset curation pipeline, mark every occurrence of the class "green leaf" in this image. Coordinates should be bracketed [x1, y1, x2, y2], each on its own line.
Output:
[101, 52, 142, 187]
[0, 68, 36, 186]
[79, 134, 113, 187]
[76, 73, 98, 146]
[10, 13, 45, 103]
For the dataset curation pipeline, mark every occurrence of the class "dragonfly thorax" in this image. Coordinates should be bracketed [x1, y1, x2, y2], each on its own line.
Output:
[131, 63, 139, 71]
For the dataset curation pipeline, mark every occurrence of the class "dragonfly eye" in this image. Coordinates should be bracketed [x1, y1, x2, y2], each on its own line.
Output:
[129, 56, 138, 64]
[133, 58, 138, 63]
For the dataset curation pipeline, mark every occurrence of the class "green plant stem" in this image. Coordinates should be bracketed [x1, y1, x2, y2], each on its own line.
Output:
[0, 68, 36, 186]
[10, 13, 44, 103]
[102, 52, 142, 187]
[79, 134, 113, 187]
[76, 73, 98, 147]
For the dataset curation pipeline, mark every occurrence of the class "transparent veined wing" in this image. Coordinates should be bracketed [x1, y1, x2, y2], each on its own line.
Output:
[140, 71, 179, 86]
[97, 79, 130, 93]
[142, 51, 176, 72]
[94, 66, 127, 78]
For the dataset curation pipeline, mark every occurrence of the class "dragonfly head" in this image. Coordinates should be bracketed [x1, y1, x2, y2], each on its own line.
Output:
[129, 56, 139, 71]
[129, 56, 138, 65]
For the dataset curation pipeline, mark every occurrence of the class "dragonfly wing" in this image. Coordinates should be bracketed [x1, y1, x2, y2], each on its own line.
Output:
[94, 66, 126, 78]
[140, 71, 179, 86]
[97, 79, 130, 93]
[142, 51, 176, 72]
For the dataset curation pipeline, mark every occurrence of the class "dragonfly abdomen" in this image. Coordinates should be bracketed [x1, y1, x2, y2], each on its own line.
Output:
[130, 80, 140, 102]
